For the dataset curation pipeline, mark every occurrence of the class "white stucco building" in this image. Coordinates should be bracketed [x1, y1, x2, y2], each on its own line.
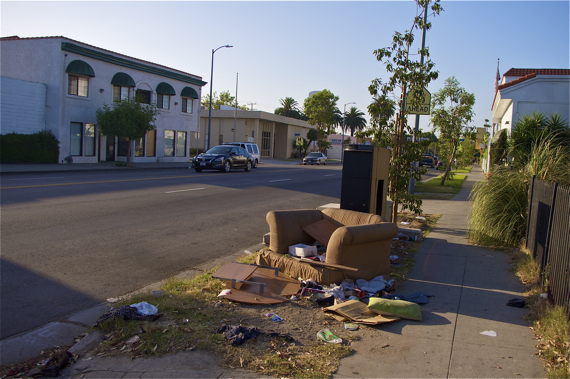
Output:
[0, 36, 205, 163]
[491, 68, 570, 138]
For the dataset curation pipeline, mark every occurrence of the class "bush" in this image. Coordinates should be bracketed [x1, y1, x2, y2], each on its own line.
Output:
[0, 130, 60, 163]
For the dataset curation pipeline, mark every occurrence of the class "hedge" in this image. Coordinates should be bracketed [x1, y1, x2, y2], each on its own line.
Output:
[0, 130, 60, 163]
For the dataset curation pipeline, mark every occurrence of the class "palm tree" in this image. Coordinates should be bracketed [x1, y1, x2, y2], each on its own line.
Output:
[274, 97, 303, 119]
[344, 106, 367, 136]
[368, 96, 395, 122]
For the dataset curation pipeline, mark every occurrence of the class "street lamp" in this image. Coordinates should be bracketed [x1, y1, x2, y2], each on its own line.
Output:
[206, 44, 232, 151]
[341, 102, 355, 163]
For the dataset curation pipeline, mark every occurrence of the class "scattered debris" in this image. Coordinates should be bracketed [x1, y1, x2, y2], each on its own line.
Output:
[480, 330, 497, 337]
[317, 329, 342, 344]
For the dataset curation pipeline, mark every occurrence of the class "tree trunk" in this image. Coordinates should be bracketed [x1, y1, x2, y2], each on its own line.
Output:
[440, 141, 457, 185]
[126, 138, 132, 166]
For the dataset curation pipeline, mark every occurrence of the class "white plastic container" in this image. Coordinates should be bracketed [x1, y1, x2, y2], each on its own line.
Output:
[288, 243, 318, 257]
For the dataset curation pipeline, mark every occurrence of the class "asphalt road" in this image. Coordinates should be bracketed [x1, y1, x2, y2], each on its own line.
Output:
[0, 164, 342, 339]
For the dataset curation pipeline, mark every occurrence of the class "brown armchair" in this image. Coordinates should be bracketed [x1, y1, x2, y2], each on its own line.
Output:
[255, 208, 399, 285]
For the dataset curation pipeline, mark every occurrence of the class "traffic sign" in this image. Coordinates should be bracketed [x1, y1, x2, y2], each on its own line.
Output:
[405, 88, 431, 115]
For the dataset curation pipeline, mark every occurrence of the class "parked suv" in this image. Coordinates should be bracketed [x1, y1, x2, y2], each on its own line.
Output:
[223, 142, 260, 168]
[419, 154, 435, 168]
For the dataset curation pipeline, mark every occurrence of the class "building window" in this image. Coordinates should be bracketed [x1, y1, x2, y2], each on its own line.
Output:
[68, 75, 89, 97]
[136, 89, 151, 104]
[85, 124, 96, 156]
[182, 98, 193, 114]
[70, 122, 83, 155]
[135, 137, 145, 157]
[157, 94, 170, 110]
[146, 130, 156, 157]
[176, 131, 187, 157]
[113, 86, 130, 102]
[164, 130, 175, 157]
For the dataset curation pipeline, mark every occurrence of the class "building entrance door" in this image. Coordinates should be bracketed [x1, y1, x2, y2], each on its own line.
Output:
[106, 136, 115, 161]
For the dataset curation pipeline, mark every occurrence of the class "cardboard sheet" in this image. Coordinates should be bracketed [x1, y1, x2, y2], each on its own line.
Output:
[323, 300, 400, 325]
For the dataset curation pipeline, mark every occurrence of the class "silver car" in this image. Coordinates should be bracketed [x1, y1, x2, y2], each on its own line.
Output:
[303, 152, 327, 165]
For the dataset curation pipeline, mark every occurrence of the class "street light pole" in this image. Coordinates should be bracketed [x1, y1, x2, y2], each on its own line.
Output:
[206, 44, 232, 151]
[341, 102, 355, 163]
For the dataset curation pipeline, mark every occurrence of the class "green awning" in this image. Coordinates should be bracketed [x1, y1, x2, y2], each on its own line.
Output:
[156, 82, 175, 95]
[111, 72, 135, 87]
[181, 86, 199, 99]
[65, 60, 95, 77]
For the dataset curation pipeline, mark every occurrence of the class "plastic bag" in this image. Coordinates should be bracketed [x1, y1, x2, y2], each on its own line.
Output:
[130, 301, 158, 315]
[317, 329, 342, 343]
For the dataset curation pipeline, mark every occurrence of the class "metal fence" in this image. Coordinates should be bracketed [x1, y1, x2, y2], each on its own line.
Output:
[526, 176, 570, 319]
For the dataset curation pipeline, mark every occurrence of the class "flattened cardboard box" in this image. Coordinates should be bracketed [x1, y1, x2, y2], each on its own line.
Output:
[323, 300, 400, 325]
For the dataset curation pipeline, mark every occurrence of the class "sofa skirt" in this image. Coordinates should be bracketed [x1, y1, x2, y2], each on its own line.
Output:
[255, 249, 346, 286]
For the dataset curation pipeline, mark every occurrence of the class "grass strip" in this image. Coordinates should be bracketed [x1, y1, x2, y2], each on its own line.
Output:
[415, 174, 466, 194]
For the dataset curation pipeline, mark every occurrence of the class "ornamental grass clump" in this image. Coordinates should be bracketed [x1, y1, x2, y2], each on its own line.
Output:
[468, 114, 569, 247]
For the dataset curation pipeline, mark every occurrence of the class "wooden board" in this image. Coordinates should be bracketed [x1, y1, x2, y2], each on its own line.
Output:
[212, 263, 257, 282]
[301, 219, 338, 246]
[298, 258, 358, 272]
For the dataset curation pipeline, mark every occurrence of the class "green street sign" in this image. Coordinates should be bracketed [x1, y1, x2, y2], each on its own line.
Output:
[406, 88, 431, 115]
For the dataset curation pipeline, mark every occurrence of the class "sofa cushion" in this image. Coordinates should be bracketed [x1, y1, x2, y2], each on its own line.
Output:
[367, 297, 422, 321]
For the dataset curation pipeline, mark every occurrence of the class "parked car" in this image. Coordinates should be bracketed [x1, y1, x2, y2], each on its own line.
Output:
[223, 142, 260, 168]
[303, 152, 327, 165]
[192, 145, 253, 173]
[434, 156, 443, 168]
[419, 154, 435, 168]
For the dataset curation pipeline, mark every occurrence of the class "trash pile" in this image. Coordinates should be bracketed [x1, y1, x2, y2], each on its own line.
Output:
[95, 301, 162, 326]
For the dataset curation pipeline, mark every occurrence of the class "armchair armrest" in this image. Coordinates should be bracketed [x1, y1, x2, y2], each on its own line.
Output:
[329, 223, 399, 246]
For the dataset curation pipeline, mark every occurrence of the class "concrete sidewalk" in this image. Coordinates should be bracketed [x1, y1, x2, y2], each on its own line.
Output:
[1, 164, 544, 378]
[0, 158, 304, 176]
[333, 165, 544, 378]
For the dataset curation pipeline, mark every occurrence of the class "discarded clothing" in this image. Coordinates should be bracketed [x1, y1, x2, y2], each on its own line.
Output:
[95, 305, 162, 326]
[216, 325, 260, 345]
[215, 325, 295, 346]
[507, 298, 526, 308]
[382, 292, 432, 305]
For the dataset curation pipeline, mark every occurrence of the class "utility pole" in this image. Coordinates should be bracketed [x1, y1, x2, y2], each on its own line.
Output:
[247, 102, 256, 111]
[233, 73, 238, 142]
[408, 1, 429, 195]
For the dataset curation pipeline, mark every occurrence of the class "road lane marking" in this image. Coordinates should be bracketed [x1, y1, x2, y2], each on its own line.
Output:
[323, 174, 335, 177]
[0, 168, 303, 189]
[268, 179, 291, 183]
[165, 188, 205, 193]
[7, 177, 65, 181]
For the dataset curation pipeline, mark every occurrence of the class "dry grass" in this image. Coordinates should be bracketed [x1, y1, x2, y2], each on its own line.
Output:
[508, 247, 569, 378]
[88, 213, 441, 378]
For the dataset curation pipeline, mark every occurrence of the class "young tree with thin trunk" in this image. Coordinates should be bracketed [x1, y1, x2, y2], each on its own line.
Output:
[430, 76, 475, 184]
[96, 97, 160, 166]
[365, 0, 442, 222]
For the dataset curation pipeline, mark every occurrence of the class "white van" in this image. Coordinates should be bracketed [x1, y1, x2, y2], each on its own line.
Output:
[223, 142, 261, 168]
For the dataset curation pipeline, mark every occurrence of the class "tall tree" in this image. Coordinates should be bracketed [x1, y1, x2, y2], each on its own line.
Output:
[430, 76, 475, 184]
[274, 97, 305, 119]
[96, 97, 160, 166]
[364, 0, 442, 221]
[344, 106, 367, 136]
[201, 90, 247, 110]
[303, 89, 339, 153]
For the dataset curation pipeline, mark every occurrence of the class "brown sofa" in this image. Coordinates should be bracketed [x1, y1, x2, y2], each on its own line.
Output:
[255, 208, 399, 285]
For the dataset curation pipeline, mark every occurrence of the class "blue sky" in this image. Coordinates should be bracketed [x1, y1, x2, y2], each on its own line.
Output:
[2, 1, 568, 133]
